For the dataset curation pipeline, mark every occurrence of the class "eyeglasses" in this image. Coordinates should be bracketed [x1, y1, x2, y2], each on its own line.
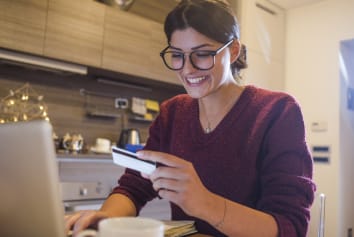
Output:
[160, 39, 234, 71]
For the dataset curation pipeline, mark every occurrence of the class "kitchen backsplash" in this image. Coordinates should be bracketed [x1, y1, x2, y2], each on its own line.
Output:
[0, 63, 184, 151]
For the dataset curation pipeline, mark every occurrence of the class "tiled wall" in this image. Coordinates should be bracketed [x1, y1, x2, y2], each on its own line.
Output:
[0, 63, 184, 150]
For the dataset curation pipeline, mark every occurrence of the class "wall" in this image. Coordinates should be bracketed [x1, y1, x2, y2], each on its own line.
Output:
[239, 0, 285, 91]
[285, 0, 354, 236]
[0, 63, 184, 151]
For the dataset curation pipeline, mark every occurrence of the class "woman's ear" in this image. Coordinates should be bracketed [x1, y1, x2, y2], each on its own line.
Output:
[230, 39, 241, 64]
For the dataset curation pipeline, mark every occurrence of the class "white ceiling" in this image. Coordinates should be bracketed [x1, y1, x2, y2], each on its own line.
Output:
[269, 0, 324, 9]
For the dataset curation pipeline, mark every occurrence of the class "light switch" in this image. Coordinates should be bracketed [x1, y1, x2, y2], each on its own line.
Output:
[115, 98, 129, 109]
[311, 121, 327, 132]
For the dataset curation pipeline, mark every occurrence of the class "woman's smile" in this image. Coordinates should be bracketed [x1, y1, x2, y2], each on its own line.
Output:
[185, 75, 208, 86]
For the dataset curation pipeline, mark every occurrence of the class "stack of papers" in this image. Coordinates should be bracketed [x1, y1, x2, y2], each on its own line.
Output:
[163, 220, 197, 237]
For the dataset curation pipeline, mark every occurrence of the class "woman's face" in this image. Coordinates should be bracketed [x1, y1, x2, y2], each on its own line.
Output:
[169, 27, 234, 99]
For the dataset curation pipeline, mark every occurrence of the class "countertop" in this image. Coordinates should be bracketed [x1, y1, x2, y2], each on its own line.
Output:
[56, 150, 113, 162]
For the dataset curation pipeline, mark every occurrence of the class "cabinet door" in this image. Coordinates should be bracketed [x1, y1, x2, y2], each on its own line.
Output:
[102, 8, 180, 85]
[0, 0, 47, 55]
[102, 8, 151, 78]
[148, 21, 179, 85]
[44, 0, 105, 67]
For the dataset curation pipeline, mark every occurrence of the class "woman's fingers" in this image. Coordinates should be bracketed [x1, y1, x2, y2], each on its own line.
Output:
[64, 212, 82, 234]
[137, 150, 186, 168]
[136, 150, 210, 217]
[64, 210, 108, 237]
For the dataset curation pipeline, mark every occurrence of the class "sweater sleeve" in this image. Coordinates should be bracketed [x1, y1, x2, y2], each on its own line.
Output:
[256, 99, 316, 237]
[110, 169, 157, 215]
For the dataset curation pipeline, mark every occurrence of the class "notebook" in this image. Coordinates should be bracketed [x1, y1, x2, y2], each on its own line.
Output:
[163, 220, 197, 237]
[0, 120, 66, 237]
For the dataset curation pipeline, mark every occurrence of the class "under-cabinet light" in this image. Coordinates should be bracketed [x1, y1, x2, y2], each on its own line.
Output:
[97, 78, 152, 92]
[0, 48, 87, 75]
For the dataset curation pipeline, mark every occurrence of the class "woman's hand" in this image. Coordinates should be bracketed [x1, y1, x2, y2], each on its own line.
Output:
[137, 150, 214, 218]
[64, 210, 109, 237]
[65, 193, 137, 236]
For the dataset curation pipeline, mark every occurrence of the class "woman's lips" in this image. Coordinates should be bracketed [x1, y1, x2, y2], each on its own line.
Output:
[185, 76, 208, 86]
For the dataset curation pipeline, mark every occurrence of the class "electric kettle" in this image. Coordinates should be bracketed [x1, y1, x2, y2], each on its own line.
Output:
[117, 128, 141, 148]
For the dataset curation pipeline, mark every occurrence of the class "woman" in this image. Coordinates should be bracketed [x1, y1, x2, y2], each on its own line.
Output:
[66, 0, 316, 236]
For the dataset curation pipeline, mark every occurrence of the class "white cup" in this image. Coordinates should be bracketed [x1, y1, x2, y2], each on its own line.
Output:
[76, 217, 164, 237]
[93, 138, 111, 153]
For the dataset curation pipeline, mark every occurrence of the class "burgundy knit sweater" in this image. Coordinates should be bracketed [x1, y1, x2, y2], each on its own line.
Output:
[112, 85, 316, 237]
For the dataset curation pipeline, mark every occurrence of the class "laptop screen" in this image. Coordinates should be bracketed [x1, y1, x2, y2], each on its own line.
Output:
[0, 120, 66, 237]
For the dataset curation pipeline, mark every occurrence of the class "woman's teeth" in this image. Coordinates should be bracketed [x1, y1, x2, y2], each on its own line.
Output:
[186, 76, 206, 84]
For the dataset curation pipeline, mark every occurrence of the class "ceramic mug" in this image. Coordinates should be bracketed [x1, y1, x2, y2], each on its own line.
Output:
[76, 217, 164, 237]
[93, 138, 111, 153]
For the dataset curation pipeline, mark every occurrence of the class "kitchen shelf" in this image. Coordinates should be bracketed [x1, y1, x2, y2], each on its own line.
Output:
[86, 109, 122, 118]
[80, 88, 126, 118]
[129, 116, 153, 123]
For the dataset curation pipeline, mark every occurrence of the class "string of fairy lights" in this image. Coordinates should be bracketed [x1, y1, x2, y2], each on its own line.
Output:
[0, 83, 49, 124]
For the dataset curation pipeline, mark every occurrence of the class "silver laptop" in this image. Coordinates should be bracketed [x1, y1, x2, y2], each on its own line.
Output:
[0, 120, 66, 237]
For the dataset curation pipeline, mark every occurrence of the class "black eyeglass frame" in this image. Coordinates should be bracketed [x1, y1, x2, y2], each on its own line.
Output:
[159, 39, 234, 71]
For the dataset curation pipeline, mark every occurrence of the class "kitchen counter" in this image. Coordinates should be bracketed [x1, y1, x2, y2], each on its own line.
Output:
[56, 150, 113, 161]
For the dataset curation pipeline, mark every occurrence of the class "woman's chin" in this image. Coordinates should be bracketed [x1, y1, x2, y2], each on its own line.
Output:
[185, 88, 209, 99]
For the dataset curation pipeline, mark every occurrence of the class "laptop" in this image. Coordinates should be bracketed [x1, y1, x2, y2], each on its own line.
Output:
[0, 120, 66, 237]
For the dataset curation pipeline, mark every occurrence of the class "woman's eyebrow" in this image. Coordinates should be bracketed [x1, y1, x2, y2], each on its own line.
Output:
[168, 43, 214, 51]
[168, 45, 182, 51]
[191, 43, 213, 50]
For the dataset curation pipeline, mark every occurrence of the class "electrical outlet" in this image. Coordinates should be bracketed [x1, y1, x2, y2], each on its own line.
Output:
[115, 98, 128, 109]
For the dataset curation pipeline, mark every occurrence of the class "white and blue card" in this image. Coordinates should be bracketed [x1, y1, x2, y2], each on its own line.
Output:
[111, 146, 156, 175]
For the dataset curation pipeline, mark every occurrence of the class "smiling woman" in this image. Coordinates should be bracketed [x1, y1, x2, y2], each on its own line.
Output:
[65, 1, 316, 237]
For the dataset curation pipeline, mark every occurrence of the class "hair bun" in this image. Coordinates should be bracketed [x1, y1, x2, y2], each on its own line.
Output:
[235, 44, 247, 70]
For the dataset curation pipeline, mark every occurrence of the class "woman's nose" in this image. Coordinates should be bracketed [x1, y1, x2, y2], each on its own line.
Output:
[182, 56, 196, 73]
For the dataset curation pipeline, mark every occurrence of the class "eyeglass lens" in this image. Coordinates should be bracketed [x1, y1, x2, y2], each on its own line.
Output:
[160, 39, 233, 71]
[163, 51, 215, 70]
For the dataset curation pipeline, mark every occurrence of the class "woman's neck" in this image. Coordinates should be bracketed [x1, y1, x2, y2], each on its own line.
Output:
[198, 83, 244, 133]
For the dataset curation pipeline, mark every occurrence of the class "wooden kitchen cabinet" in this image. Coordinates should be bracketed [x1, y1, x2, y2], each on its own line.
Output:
[0, 0, 179, 85]
[149, 21, 178, 85]
[0, 0, 47, 55]
[44, 0, 105, 67]
[102, 8, 151, 78]
[102, 7, 179, 85]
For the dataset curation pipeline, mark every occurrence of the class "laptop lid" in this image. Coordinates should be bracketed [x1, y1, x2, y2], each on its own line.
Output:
[0, 120, 65, 237]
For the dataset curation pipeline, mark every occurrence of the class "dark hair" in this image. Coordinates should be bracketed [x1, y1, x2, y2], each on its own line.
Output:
[164, 0, 247, 78]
